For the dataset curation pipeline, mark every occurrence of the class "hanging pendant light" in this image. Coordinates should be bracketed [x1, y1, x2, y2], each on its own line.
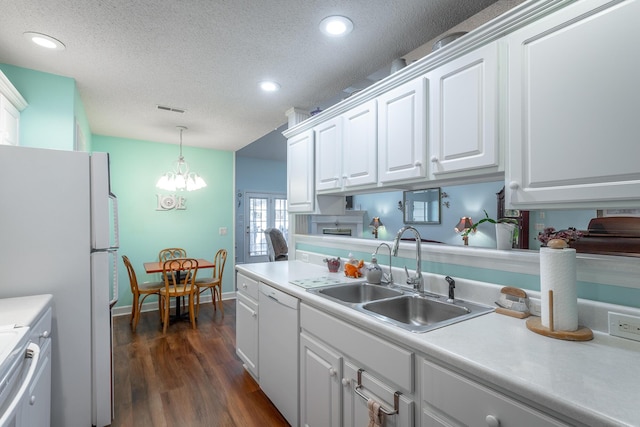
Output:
[156, 126, 207, 192]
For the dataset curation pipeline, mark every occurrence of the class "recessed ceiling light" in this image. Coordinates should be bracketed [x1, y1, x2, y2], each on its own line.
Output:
[260, 81, 281, 92]
[319, 16, 354, 37]
[24, 32, 66, 50]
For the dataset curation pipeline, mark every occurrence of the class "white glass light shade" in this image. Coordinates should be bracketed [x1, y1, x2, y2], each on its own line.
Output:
[156, 127, 207, 192]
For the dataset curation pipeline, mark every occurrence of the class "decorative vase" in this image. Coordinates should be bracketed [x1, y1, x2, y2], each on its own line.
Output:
[496, 223, 516, 250]
[323, 257, 341, 272]
[365, 257, 383, 284]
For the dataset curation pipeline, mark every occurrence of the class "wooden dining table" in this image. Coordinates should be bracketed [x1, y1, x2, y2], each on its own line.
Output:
[143, 258, 215, 320]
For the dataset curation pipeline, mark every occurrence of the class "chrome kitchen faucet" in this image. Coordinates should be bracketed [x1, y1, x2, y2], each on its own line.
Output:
[392, 225, 424, 293]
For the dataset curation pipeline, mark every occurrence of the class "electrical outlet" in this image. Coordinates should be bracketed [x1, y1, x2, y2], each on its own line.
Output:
[301, 253, 309, 263]
[609, 312, 640, 342]
[535, 223, 545, 231]
[219, 227, 227, 236]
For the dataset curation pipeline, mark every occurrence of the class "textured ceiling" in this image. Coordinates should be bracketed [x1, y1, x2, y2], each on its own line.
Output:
[0, 0, 497, 151]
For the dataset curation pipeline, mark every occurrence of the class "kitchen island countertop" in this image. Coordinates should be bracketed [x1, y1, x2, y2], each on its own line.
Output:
[237, 261, 640, 426]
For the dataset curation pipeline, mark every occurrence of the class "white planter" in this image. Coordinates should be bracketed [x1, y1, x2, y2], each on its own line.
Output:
[496, 223, 516, 250]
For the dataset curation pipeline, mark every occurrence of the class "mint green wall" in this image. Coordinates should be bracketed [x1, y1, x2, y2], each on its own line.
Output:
[0, 63, 76, 150]
[93, 136, 235, 310]
[74, 84, 92, 151]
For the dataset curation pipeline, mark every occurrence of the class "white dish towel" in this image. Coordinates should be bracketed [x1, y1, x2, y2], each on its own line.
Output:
[367, 398, 383, 427]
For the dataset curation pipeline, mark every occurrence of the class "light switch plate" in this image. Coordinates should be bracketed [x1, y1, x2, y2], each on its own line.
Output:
[609, 312, 640, 342]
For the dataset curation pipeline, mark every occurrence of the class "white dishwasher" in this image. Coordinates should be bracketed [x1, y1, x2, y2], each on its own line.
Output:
[258, 282, 299, 427]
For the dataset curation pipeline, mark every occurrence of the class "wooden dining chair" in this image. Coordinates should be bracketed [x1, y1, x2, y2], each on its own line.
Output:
[122, 255, 164, 332]
[195, 248, 227, 317]
[159, 257, 199, 333]
[158, 247, 187, 262]
[158, 247, 188, 308]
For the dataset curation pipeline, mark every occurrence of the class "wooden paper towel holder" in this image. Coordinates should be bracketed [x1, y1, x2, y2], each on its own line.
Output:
[526, 290, 593, 341]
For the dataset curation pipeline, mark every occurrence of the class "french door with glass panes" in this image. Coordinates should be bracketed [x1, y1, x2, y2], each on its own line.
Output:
[244, 192, 288, 263]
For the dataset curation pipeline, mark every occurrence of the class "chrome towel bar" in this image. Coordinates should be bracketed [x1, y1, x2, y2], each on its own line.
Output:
[353, 368, 401, 416]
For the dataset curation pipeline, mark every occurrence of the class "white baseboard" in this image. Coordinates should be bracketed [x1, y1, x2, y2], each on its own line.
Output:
[112, 291, 237, 318]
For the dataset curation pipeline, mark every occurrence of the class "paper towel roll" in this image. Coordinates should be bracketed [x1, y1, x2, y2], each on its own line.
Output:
[540, 247, 578, 331]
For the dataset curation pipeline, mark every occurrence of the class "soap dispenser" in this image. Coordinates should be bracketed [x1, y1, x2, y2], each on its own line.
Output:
[365, 256, 383, 284]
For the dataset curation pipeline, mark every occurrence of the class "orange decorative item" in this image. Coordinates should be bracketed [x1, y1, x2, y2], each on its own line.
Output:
[344, 260, 364, 278]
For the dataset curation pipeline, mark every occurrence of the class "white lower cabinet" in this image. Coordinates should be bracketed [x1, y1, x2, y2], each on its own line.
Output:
[420, 358, 568, 427]
[300, 303, 416, 427]
[235, 272, 259, 379]
[300, 332, 343, 427]
[343, 361, 414, 427]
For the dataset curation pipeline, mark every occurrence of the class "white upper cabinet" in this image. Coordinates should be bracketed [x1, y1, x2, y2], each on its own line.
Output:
[377, 77, 427, 184]
[288, 128, 345, 214]
[287, 130, 315, 212]
[342, 100, 377, 189]
[0, 70, 27, 147]
[315, 116, 344, 192]
[505, 0, 640, 209]
[316, 100, 377, 193]
[0, 96, 20, 146]
[427, 42, 500, 179]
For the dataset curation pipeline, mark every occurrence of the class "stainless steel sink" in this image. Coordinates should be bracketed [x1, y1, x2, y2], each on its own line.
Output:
[315, 283, 404, 304]
[308, 282, 493, 333]
[363, 296, 469, 325]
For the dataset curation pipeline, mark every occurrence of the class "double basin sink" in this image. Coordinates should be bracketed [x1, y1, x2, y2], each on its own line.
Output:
[308, 282, 493, 333]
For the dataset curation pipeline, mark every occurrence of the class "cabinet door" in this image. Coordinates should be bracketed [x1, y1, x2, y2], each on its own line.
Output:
[316, 116, 344, 192]
[343, 100, 378, 189]
[287, 130, 315, 212]
[300, 332, 342, 427]
[343, 361, 414, 427]
[506, 0, 640, 208]
[0, 95, 20, 146]
[427, 42, 499, 177]
[421, 359, 567, 427]
[378, 77, 427, 184]
[235, 292, 258, 379]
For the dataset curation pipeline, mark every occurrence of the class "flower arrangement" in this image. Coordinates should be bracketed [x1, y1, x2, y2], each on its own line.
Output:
[537, 227, 583, 247]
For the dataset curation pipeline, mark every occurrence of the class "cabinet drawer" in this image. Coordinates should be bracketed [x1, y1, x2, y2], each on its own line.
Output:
[421, 359, 567, 427]
[301, 303, 413, 392]
[236, 272, 259, 300]
[344, 360, 414, 427]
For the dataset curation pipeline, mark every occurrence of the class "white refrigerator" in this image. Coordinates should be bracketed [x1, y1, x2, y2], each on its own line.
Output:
[0, 145, 118, 427]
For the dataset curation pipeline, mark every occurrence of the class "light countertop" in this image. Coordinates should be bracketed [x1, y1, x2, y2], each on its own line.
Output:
[0, 294, 53, 327]
[236, 261, 640, 426]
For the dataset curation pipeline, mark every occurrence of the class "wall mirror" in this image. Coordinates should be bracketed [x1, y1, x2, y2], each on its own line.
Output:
[403, 188, 441, 224]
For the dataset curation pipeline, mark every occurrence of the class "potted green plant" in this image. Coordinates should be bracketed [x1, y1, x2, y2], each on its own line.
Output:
[462, 210, 519, 249]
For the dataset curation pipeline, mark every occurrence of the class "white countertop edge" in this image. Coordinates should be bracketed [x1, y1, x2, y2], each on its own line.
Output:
[235, 261, 640, 426]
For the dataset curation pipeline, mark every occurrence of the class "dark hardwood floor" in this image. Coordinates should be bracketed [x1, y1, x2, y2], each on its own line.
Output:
[111, 300, 289, 427]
